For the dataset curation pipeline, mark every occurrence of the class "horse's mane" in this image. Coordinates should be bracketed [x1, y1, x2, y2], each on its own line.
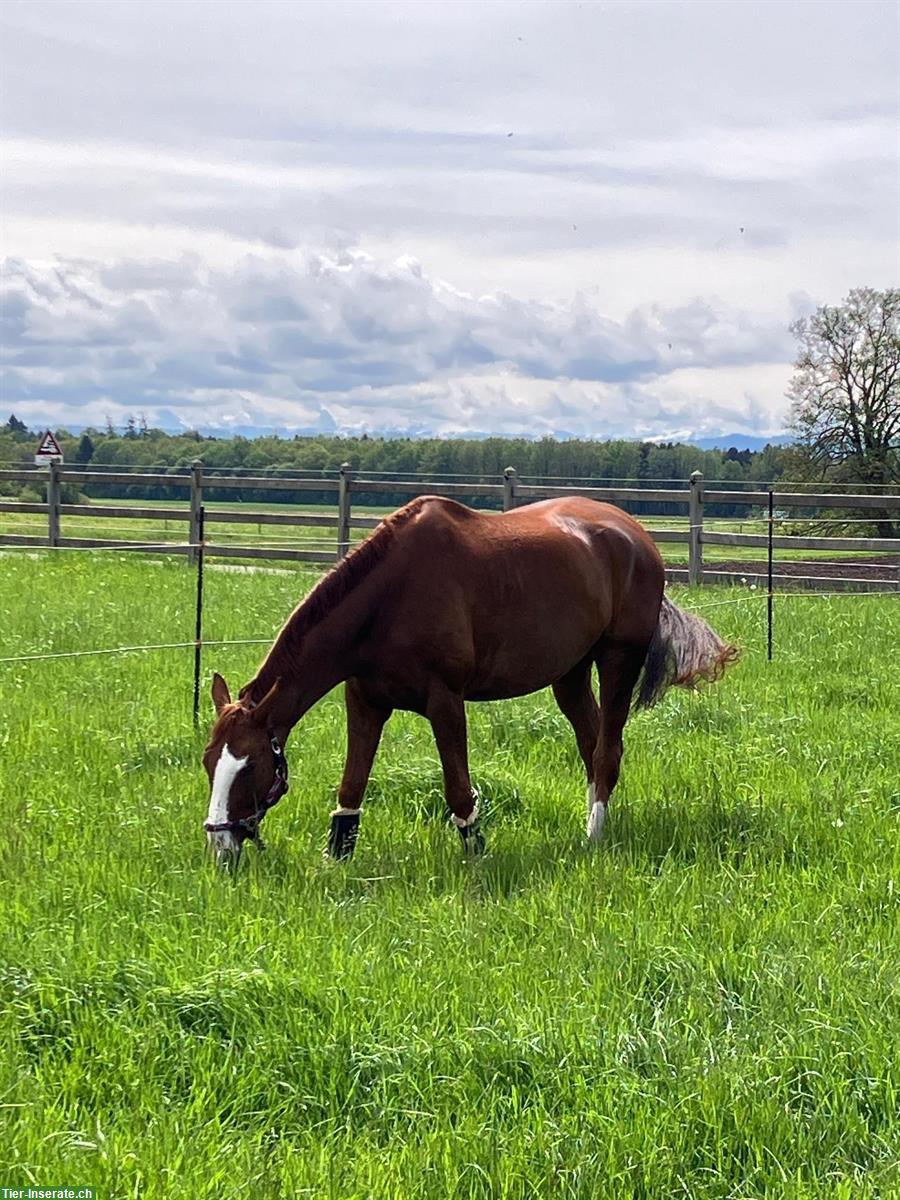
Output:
[241, 497, 426, 700]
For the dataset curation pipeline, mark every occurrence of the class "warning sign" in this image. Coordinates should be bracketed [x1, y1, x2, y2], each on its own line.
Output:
[34, 430, 64, 465]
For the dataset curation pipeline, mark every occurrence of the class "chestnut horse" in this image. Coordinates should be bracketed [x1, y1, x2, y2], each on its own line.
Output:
[203, 495, 737, 865]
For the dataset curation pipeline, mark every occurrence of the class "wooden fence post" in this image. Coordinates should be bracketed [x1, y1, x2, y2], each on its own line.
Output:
[188, 459, 203, 566]
[503, 466, 518, 511]
[337, 462, 352, 558]
[688, 470, 703, 585]
[47, 461, 61, 548]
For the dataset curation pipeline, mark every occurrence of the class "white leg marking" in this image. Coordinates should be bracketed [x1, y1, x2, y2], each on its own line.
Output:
[587, 797, 607, 842]
[450, 799, 480, 828]
[206, 745, 248, 855]
[586, 781, 597, 818]
[331, 805, 362, 817]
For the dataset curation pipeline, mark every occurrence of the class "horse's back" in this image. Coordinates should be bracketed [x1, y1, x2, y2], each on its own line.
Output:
[400, 495, 662, 598]
[370, 496, 663, 699]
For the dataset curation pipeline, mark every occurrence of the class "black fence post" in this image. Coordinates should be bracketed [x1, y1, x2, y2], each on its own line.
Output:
[193, 505, 205, 726]
[767, 488, 774, 662]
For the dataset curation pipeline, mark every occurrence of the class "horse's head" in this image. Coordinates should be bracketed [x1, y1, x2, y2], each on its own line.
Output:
[202, 672, 288, 866]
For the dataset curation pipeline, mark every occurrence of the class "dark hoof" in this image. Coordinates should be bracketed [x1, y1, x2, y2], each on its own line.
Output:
[327, 811, 360, 859]
[457, 819, 485, 856]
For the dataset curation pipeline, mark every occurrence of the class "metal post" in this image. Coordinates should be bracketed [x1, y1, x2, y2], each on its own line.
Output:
[337, 462, 352, 559]
[767, 488, 774, 662]
[193, 506, 205, 726]
[188, 459, 203, 567]
[47, 460, 61, 547]
[503, 466, 517, 511]
[688, 470, 703, 586]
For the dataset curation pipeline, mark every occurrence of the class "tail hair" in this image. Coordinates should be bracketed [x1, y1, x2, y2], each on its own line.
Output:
[635, 595, 739, 709]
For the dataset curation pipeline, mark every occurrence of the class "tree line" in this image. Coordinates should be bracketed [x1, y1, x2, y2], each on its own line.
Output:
[1, 420, 789, 514]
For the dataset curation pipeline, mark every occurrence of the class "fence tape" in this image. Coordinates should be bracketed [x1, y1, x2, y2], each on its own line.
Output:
[0, 540, 197, 553]
[0, 637, 272, 665]
[681, 588, 900, 612]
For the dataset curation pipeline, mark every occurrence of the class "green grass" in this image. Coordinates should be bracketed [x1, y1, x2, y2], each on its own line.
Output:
[1, 553, 898, 1199]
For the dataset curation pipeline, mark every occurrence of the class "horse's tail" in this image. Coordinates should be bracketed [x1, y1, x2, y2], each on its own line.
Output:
[635, 594, 739, 709]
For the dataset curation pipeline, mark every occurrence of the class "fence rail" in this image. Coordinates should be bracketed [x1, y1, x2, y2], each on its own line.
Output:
[1, 462, 897, 591]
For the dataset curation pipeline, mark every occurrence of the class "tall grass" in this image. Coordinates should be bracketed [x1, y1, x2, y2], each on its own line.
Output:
[1, 553, 898, 1198]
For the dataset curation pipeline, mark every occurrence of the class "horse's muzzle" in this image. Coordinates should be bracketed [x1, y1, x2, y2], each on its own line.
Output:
[207, 827, 242, 867]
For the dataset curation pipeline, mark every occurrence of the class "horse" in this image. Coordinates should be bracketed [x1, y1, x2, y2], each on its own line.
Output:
[202, 495, 738, 865]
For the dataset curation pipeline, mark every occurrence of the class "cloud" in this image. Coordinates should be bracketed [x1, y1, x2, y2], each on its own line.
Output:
[0, 1, 895, 438]
[1, 250, 795, 437]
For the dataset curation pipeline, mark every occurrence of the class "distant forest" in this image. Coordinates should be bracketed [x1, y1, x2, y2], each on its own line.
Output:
[2, 416, 791, 514]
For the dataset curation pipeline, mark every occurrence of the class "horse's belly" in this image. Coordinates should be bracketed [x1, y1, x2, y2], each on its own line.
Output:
[466, 679, 554, 701]
[464, 624, 599, 700]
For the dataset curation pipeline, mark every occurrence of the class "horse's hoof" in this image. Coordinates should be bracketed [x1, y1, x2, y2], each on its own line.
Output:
[327, 811, 360, 859]
[457, 818, 486, 856]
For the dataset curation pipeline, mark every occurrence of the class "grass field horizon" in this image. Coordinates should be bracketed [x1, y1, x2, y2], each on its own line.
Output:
[1, 553, 898, 1198]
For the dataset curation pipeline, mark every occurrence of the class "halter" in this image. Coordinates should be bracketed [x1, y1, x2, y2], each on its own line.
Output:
[203, 735, 289, 843]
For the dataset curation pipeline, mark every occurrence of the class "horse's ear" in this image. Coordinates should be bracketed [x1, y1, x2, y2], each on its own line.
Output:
[249, 678, 281, 725]
[211, 672, 232, 715]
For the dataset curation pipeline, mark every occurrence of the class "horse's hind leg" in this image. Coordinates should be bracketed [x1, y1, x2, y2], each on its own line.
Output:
[588, 641, 647, 841]
[328, 678, 391, 859]
[552, 658, 601, 818]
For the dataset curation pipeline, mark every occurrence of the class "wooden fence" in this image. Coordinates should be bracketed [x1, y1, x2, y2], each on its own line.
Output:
[1, 462, 898, 591]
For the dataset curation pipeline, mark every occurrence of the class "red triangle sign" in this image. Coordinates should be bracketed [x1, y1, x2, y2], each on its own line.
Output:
[36, 430, 63, 457]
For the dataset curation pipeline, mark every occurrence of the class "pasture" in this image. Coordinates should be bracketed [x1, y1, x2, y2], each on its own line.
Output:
[1, 552, 898, 1199]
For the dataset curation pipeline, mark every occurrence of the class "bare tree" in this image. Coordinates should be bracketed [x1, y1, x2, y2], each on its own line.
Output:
[788, 287, 899, 536]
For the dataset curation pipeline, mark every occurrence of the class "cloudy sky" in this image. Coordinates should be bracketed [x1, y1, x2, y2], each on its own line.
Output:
[1, 0, 897, 441]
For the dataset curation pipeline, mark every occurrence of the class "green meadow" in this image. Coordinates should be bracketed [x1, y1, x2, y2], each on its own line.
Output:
[1, 552, 898, 1199]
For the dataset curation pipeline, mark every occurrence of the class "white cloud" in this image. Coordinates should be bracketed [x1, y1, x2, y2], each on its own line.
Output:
[0, 0, 897, 439]
[1, 251, 794, 437]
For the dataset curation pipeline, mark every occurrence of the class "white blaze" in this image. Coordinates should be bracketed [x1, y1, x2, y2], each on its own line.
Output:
[206, 744, 248, 855]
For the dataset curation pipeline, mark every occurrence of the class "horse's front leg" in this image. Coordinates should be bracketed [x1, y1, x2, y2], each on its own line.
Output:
[327, 679, 391, 859]
[426, 686, 484, 855]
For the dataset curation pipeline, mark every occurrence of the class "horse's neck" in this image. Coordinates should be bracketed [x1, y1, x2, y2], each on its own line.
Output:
[251, 572, 378, 737]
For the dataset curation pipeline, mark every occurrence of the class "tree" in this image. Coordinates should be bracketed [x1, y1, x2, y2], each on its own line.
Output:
[788, 287, 899, 535]
[75, 433, 95, 464]
[4, 413, 28, 434]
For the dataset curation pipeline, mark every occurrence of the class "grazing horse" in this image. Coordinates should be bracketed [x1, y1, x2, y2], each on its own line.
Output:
[203, 496, 737, 865]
